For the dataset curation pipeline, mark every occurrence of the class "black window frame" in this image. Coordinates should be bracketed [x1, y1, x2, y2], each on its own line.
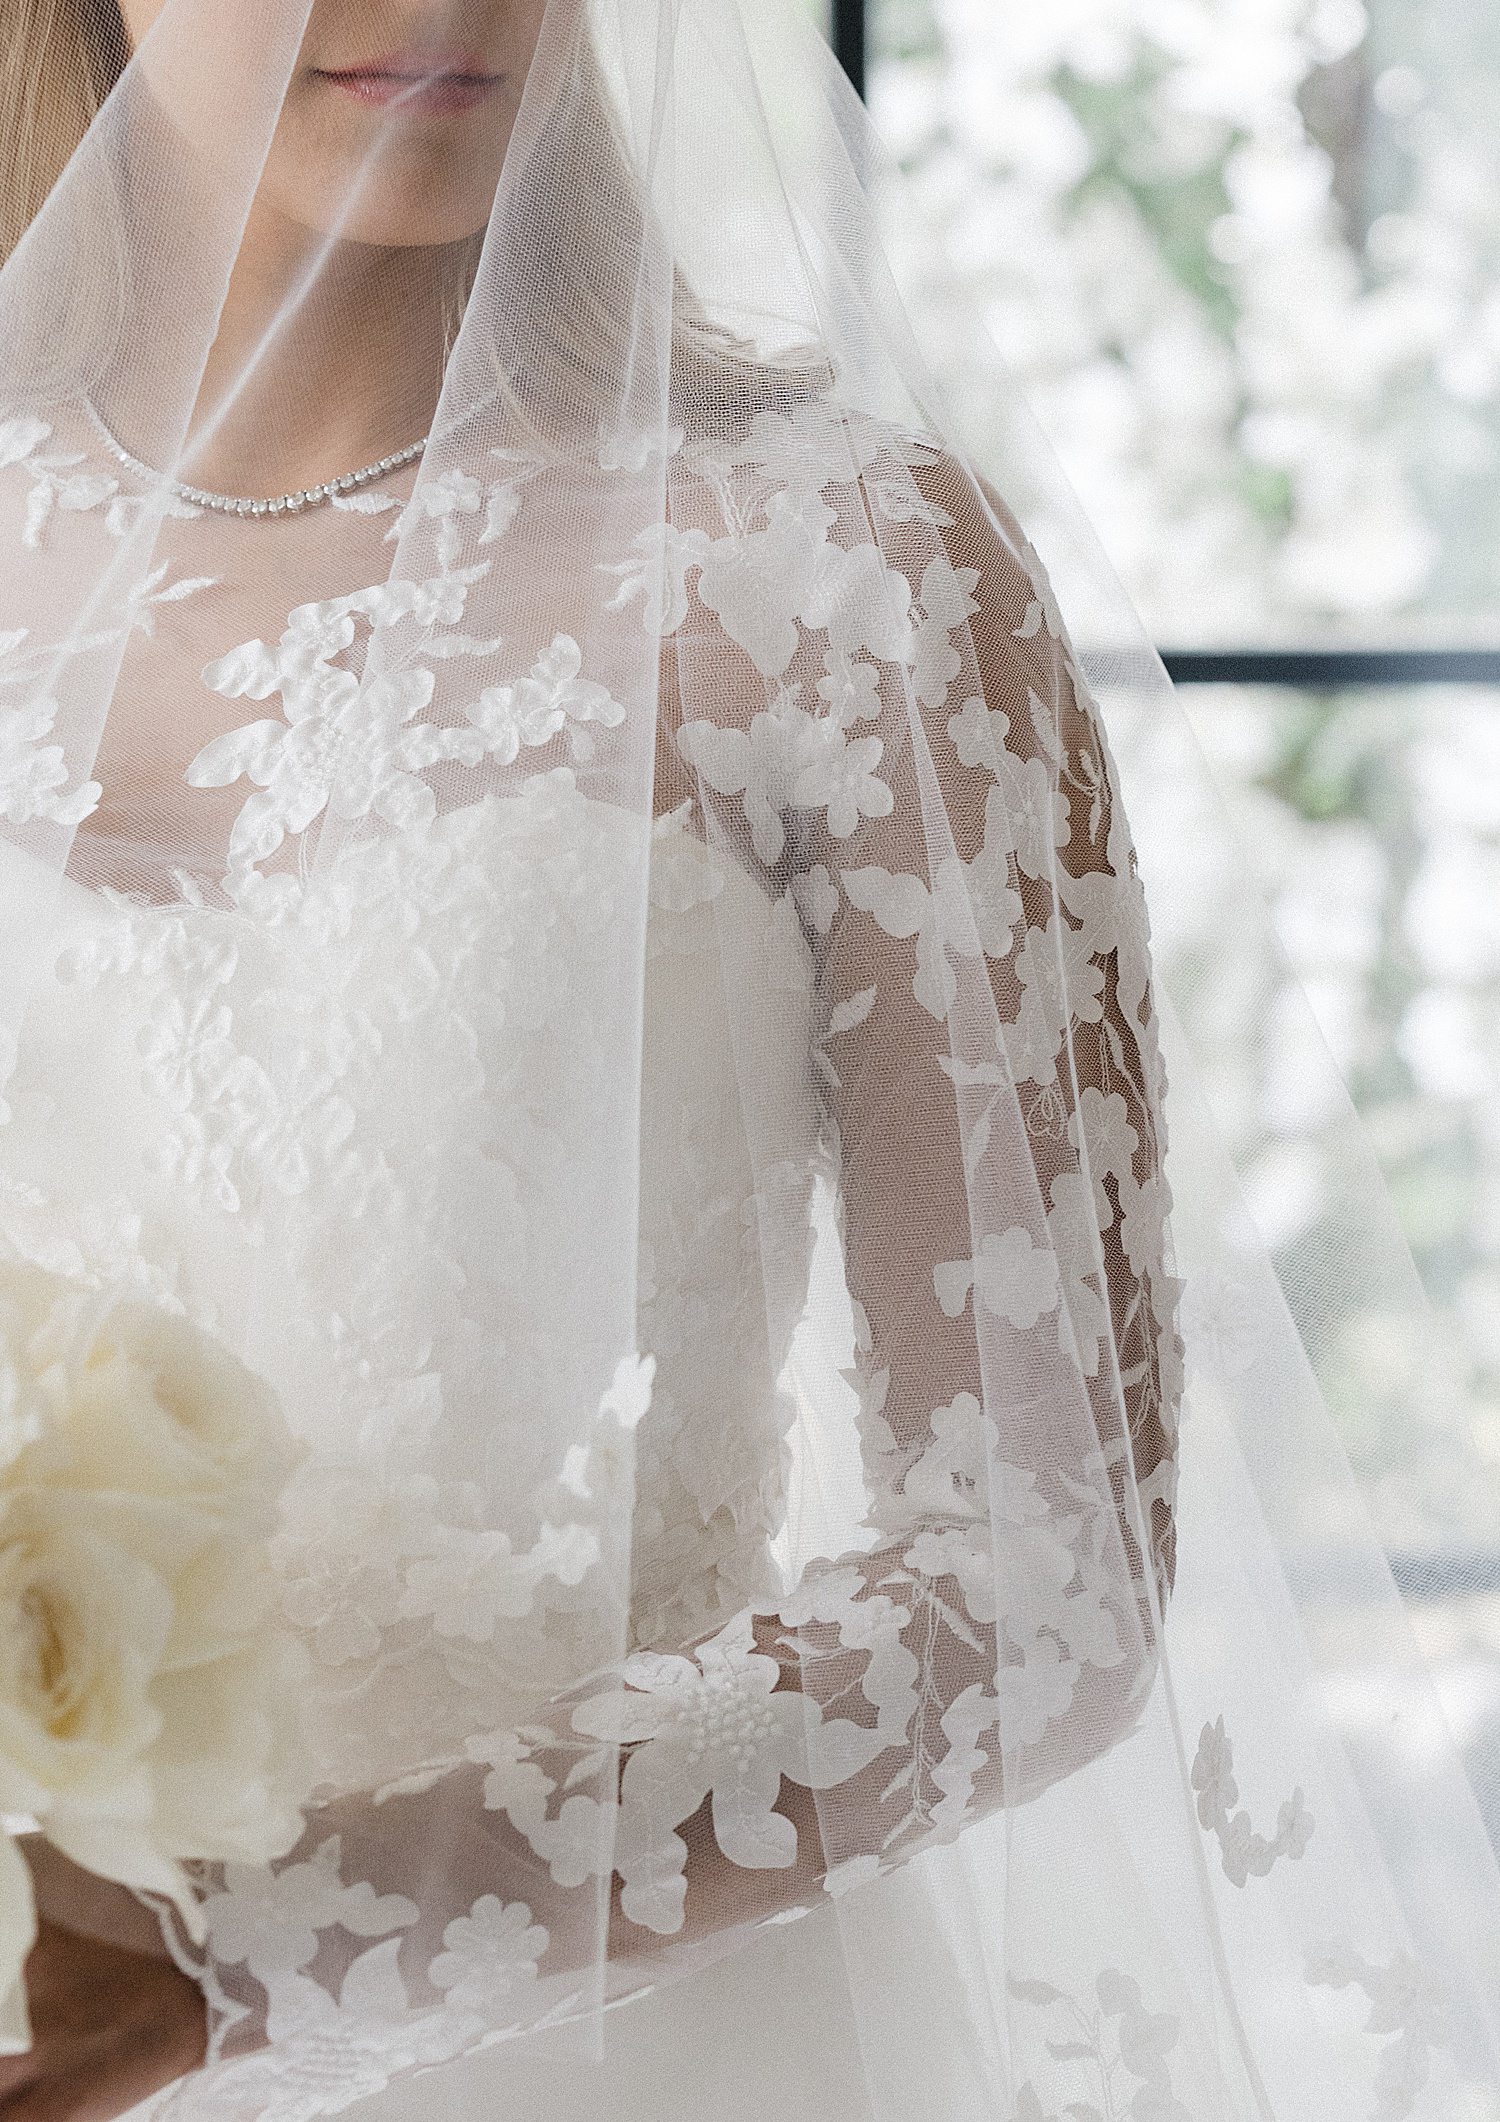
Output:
[833, 0, 868, 101]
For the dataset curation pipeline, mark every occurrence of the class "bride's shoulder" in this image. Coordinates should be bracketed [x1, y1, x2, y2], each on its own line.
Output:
[670, 388, 1038, 579]
[671, 388, 938, 501]
[667, 386, 1059, 665]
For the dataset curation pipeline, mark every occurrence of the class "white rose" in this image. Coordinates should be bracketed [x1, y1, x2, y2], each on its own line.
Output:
[0, 1264, 311, 1943]
[6, 1266, 300, 1525]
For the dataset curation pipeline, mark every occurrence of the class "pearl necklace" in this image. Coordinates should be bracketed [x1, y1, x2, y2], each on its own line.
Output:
[84, 399, 428, 518]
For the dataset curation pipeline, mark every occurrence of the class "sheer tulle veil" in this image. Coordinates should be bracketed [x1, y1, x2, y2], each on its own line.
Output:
[0, 4, 1497, 2120]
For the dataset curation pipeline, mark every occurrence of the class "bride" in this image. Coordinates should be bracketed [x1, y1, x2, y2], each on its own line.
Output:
[0, 3, 1497, 2119]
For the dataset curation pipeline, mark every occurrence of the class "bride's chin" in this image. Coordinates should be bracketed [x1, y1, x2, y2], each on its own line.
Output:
[249, 127, 509, 248]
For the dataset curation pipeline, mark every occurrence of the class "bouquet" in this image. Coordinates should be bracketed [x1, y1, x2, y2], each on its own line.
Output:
[0, 1262, 311, 2052]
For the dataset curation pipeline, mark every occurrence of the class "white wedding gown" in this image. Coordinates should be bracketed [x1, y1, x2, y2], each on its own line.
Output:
[4, 396, 1483, 2120]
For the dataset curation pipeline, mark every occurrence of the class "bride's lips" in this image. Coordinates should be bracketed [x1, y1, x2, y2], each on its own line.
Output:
[313, 52, 505, 115]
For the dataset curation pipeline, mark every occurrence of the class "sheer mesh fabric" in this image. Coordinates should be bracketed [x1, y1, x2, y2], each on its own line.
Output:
[0, 5, 1497, 2120]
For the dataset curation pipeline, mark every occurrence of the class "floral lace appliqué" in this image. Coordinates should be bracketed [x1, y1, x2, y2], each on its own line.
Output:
[1192, 1716, 1315, 1887]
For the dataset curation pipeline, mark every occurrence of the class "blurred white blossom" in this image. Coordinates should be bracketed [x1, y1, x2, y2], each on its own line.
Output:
[869, 0, 1500, 1547]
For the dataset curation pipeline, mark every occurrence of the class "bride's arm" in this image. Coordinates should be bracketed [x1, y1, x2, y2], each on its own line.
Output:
[586, 439, 1182, 1949]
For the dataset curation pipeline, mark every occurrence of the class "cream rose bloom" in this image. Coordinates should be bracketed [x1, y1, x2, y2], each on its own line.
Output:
[0, 1263, 311, 2047]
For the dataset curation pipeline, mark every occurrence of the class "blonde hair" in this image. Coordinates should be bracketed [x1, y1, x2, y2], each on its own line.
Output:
[0, 0, 832, 448]
[0, 0, 128, 264]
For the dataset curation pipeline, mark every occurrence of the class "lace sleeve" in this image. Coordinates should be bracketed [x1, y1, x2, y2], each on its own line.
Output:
[597, 433, 1183, 1938]
[157, 426, 1182, 2115]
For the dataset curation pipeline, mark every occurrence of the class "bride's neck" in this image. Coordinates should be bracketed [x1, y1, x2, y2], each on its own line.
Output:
[179, 203, 463, 497]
